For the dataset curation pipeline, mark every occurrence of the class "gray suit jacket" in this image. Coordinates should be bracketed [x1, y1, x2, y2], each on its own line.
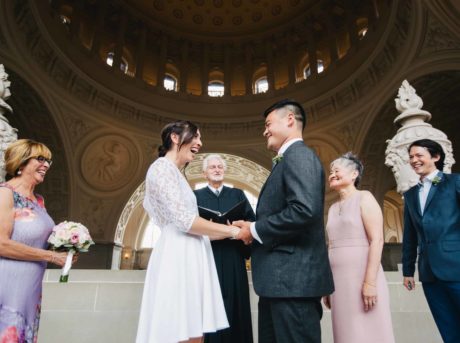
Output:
[251, 141, 334, 298]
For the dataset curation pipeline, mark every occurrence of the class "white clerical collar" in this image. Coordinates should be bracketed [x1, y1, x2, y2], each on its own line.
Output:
[277, 138, 303, 156]
[420, 169, 440, 184]
[208, 185, 223, 194]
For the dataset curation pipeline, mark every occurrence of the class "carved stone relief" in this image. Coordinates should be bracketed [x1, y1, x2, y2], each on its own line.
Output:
[421, 13, 460, 54]
[79, 192, 112, 240]
[62, 113, 95, 146]
[81, 134, 140, 191]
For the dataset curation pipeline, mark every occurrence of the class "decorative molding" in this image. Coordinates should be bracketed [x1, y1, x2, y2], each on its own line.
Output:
[1, 0, 413, 136]
[61, 112, 96, 146]
[79, 191, 114, 240]
[421, 11, 460, 54]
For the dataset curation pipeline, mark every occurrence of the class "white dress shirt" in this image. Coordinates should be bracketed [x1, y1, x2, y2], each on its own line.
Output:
[208, 185, 223, 196]
[250, 138, 303, 244]
[418, 169, 440, 215]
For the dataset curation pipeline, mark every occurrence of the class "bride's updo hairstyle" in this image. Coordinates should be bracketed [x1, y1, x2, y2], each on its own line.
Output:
[330, 152, 364, 187]
[158, 121, 199, 157]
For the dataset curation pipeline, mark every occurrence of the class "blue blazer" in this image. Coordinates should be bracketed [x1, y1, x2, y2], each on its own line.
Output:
[402, 172, 460, 282]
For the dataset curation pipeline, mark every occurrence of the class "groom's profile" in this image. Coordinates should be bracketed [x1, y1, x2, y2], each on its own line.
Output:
[234, 99, 334, 342]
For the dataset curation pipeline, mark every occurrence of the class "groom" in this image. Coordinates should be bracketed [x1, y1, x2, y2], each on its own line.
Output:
[402, 139, 460, 343]
[235, 99, 334, 343]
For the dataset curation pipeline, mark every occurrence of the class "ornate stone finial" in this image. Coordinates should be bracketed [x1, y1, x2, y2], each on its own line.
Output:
[0, 64, 13, 115]
[385, 80, 455, 194]
[0, 64, 18, 182]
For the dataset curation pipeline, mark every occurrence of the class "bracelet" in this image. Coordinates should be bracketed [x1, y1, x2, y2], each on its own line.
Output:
[363, 281, 376, 288]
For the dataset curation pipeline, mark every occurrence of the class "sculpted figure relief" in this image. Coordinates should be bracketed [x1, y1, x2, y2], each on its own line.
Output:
[0, 64, 18, 182]
[82, 136, 136, 190]
[386, 80, 455, 194]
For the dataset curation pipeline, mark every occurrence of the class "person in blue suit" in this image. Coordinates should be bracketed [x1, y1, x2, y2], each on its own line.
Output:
[402, 139, 460, 343]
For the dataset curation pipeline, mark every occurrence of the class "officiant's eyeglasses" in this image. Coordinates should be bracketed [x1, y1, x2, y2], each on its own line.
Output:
[33, 155, 53, 166]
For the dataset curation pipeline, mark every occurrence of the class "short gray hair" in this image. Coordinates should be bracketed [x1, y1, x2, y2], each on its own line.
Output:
[330, 152, 364, 187]
[202, 154, 227, 172]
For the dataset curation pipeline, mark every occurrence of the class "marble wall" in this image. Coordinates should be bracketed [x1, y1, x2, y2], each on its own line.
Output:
[39, 270, 441, 342]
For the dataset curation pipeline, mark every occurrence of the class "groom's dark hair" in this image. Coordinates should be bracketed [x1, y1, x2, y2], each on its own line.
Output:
[408, 139, 445, 171]
[263, 99, 306, 130]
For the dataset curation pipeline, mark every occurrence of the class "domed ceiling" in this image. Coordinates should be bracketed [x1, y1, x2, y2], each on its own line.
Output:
[125, 0, 319, 37]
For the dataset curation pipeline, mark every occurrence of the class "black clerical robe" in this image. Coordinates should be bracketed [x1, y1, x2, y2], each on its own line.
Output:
[194, 186, 255, 343]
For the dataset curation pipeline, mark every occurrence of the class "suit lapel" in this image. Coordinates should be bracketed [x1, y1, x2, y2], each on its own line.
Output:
[256, 141, 303, 212]
[423, 172, 443, 214]
[409, 187, 423, 217]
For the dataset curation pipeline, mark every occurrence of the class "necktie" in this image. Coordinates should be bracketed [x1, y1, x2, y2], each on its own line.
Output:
[215, 190, 220, 196]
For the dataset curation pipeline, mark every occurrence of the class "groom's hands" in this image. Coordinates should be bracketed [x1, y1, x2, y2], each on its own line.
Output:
[233, 220, 253, 245]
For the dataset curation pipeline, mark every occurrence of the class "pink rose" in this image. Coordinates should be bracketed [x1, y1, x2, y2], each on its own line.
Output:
[70, 233, 80, 244]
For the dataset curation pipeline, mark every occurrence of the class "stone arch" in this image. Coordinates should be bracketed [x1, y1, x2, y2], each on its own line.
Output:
[112, 153, 270, 269]
[383, 190, 403, 243]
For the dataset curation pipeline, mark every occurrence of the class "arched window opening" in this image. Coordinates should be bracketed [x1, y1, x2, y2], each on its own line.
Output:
[59, 15, 71, 28]
[106, 52, 129, 74]
[255, 77, 268, 94]
[358, 27, 368, 39]
[140, 220, 162, 249]
[164, 74, 178, 91]
[303, 59, 324, 79]
[208, 81, 225, 97]
[317, 59, 324, 73]
[303, 66, 311, 79]
[356, 17, 369, 40]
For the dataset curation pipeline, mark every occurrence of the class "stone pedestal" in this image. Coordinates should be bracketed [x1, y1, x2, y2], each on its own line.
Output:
[385, 80, 455, 193]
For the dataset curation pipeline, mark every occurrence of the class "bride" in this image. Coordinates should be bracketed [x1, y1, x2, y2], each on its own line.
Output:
[136, 121, 245, 343]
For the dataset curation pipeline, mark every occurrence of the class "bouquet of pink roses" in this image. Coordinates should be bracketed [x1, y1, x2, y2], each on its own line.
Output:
[48, 221, 94, 282]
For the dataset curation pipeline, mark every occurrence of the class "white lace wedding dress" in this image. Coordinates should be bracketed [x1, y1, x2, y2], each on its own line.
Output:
[136, 157, 228, 343]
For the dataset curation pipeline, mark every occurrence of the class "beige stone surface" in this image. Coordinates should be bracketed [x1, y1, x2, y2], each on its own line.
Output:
[40, 270, 442, 343]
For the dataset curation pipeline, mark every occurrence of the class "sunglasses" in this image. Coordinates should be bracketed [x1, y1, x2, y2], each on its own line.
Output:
[34, 155, 53, 166]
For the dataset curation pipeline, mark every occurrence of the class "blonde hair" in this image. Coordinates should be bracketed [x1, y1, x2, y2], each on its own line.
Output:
[4, 139, 52, 176]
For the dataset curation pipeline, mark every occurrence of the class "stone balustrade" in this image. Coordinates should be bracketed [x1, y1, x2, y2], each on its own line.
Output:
[39, 270, 441, 342]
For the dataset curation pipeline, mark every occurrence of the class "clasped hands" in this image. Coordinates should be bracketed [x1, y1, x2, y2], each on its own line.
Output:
[232, 220, 253, 245]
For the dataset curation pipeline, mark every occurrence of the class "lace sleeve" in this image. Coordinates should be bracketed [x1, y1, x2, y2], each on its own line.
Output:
[143, 159, 196, 232]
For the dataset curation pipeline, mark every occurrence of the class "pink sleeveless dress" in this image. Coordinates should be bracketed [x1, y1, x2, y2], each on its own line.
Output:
[326, 192, 394, 343]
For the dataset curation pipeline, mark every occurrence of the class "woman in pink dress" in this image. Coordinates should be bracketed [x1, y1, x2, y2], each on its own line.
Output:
[323, 152, 394, 343]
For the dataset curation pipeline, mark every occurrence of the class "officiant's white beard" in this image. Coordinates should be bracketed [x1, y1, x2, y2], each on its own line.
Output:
[207, 174, 224, 183]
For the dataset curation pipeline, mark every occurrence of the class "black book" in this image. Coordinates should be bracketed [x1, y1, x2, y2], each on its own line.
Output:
[198, 200, 247, 224]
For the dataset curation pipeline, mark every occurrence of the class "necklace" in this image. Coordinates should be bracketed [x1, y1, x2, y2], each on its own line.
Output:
[338, 201, 343, 215]
[338, 189, 357, 215]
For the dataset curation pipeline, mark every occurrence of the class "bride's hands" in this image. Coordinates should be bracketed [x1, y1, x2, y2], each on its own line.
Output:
[232, 221, 253, 245]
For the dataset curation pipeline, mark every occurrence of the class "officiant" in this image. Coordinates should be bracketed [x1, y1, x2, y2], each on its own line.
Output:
[194, 154, 255, 343]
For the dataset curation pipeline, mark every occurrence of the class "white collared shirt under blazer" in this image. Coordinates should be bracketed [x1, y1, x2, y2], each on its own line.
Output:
[136, 157, 228, 343]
